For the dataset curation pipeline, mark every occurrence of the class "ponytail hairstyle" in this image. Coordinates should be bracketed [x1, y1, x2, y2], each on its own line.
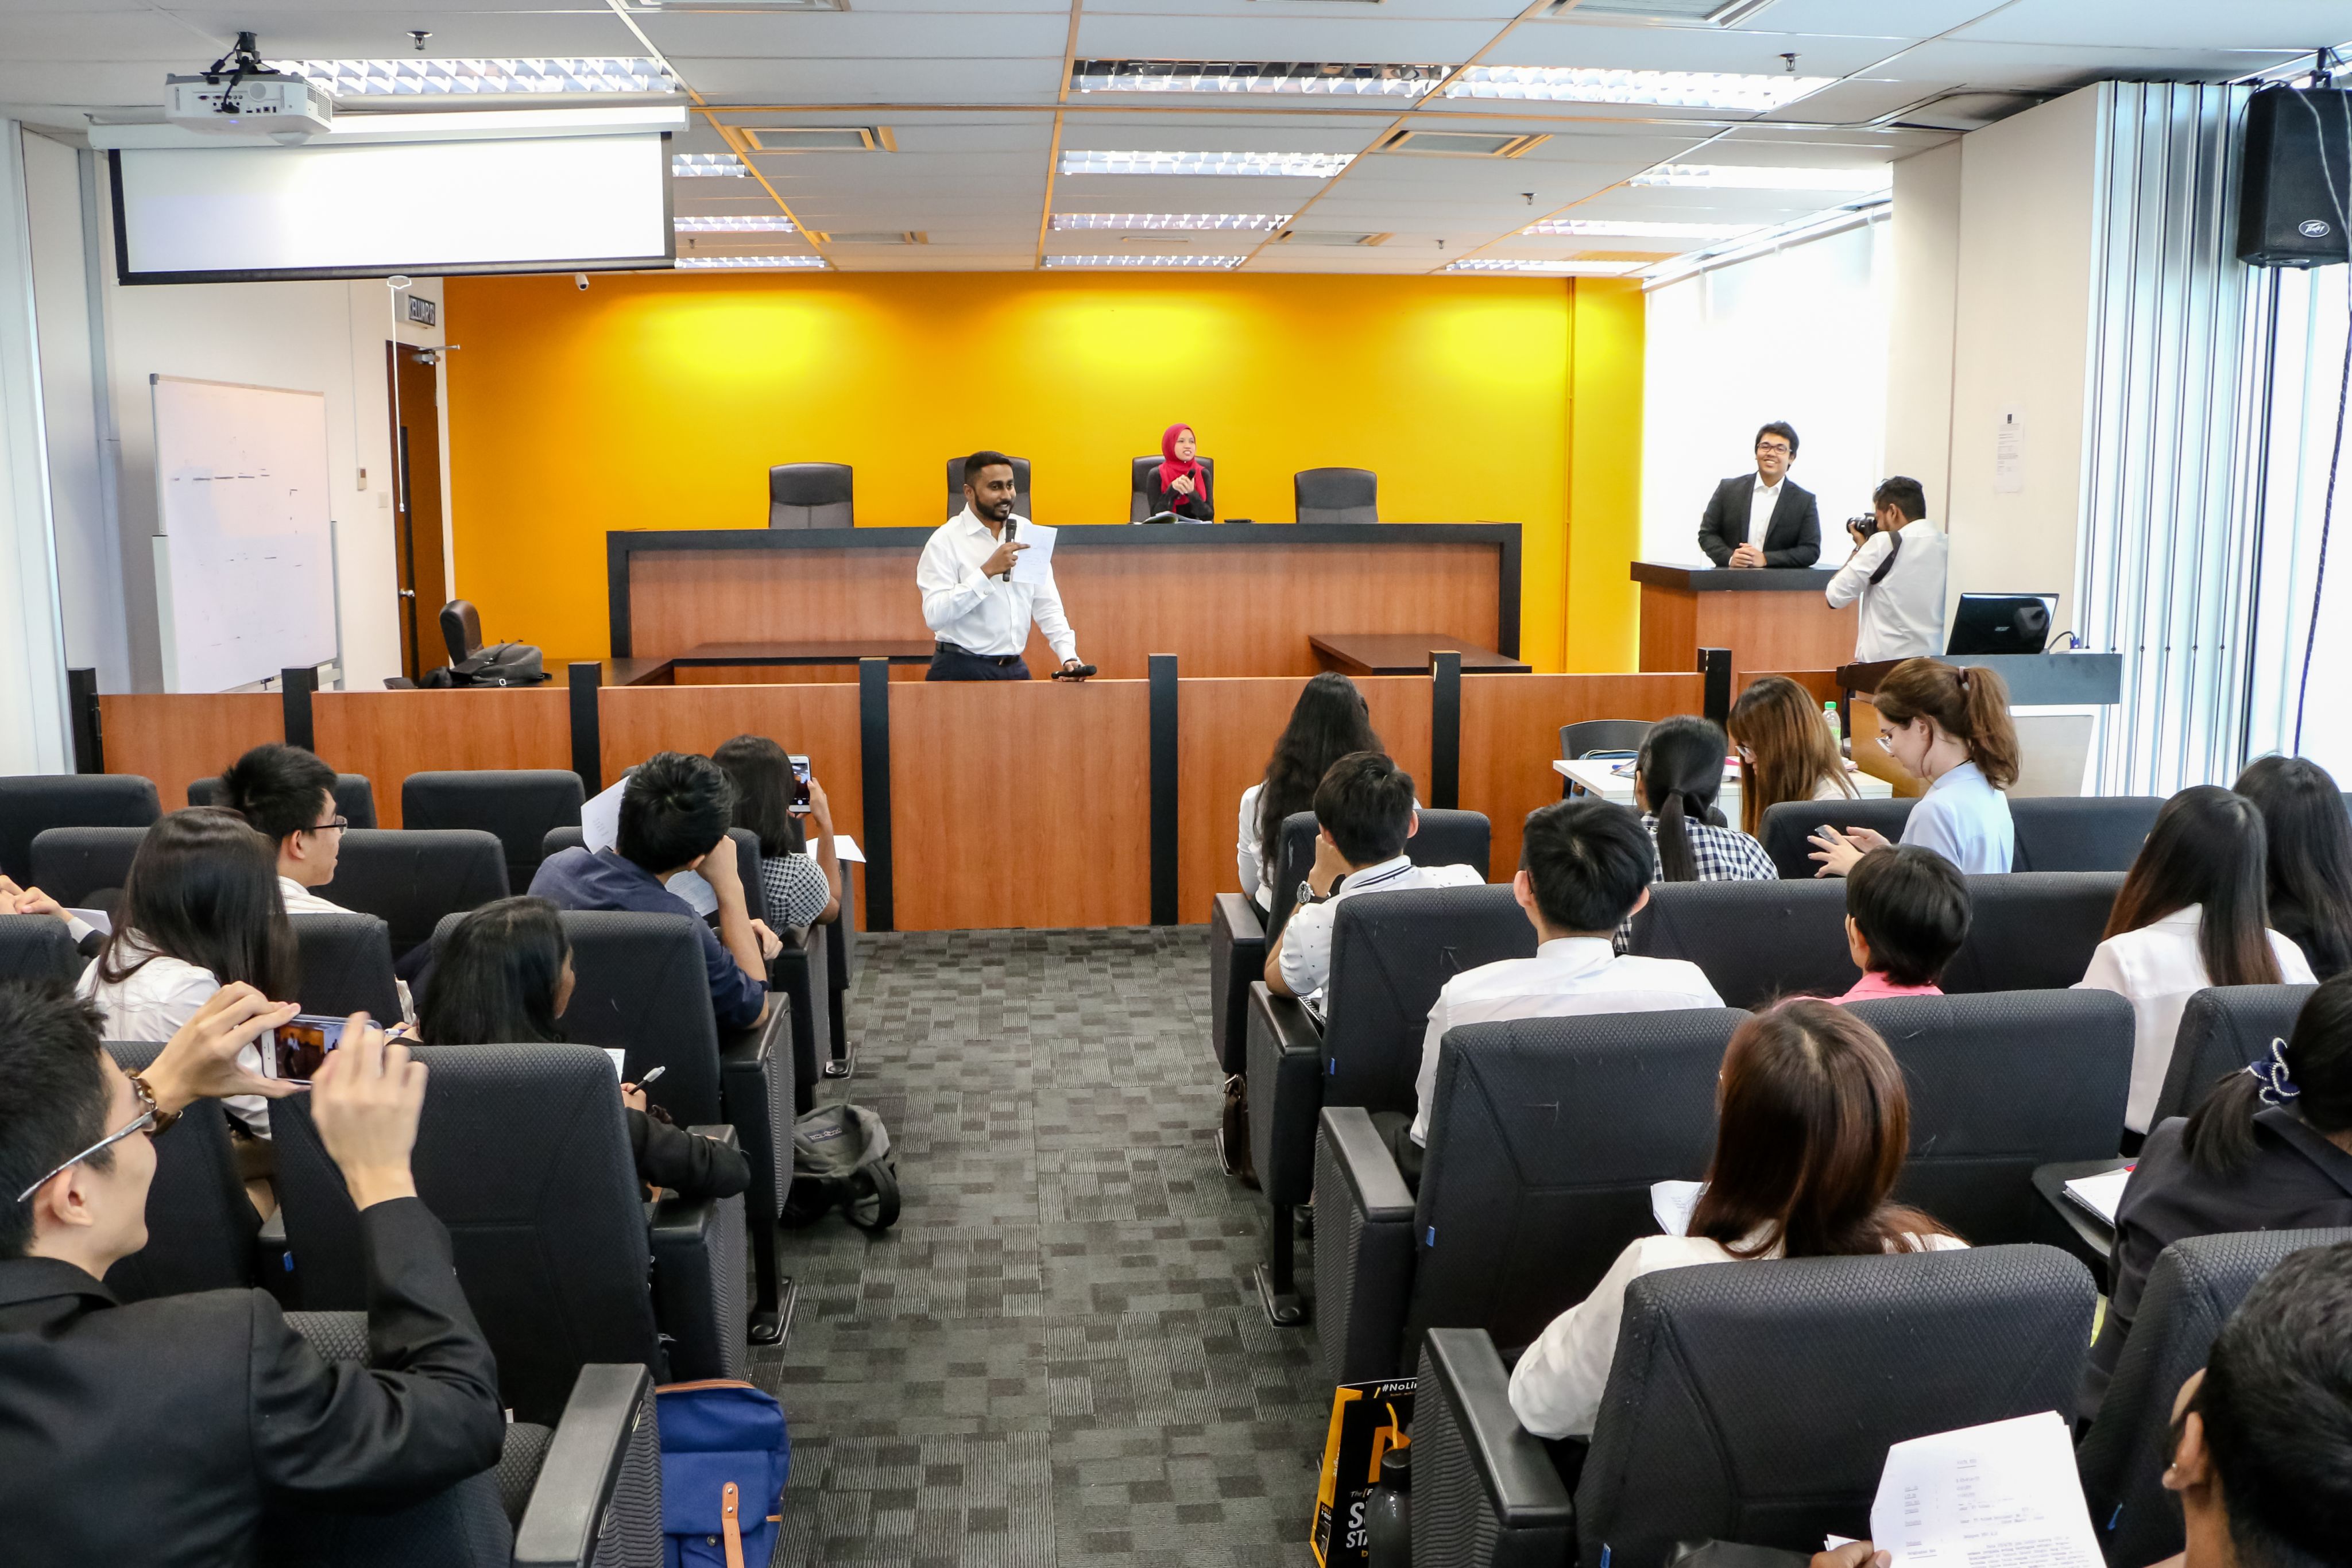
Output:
[1636, 715, 1730, 883]
[2233, 755, 2352, 978]
[2182, 971, 2352, 1179]
[1871, 659, 2021, 790]
[1728, 676, 1855, 837]
[2106, 785, 2283, 988]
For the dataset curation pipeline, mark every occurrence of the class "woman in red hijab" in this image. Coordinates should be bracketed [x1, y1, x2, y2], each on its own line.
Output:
[1145, 423, 1213, 521]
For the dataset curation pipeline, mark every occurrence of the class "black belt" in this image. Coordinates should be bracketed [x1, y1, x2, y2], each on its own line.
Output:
[935, 641, 1024, 667]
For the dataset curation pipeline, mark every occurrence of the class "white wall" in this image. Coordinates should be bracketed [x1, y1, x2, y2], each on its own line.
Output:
[1885, 141, 1962, 520]
[0, 122, 69, 773]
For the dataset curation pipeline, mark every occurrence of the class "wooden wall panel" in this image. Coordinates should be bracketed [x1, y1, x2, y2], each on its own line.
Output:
[1459, 673, 1708, 876]
[1639, 586, 1856, 683]
[598, 684, 863, 844]
[1737, 669, 1842, 705]
[1636, 586, 1698, 675]
[311, 690, 573, 828]
[888, 679, 1152, 930]
[100, 694, 283, 807]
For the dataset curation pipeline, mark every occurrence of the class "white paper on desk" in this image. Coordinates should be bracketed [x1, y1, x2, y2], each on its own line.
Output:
[579, 774, 719, 917]
[1869, 1411, 2101, 1568]
[1651, 1179, 1705, 1237]
[832, 835, 866, 864]
[1008, 521, 1058, 584]
[2062, 1167, 2133, 1227]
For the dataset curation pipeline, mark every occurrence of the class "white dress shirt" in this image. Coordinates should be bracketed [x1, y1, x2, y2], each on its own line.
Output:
[279, 875, 352, 915]
[78, 942, 278, 1135]
[1409, 936, 1723, 1145]
[1507, 1228, 1968, 1439]
[1825, 517, 1948, 662]
[1743, 478, 1782, 548]
[916, 506, 1079, 664]
[1900, 760, 2013, 873]
[1237, 783, 1268, 911]
[1278, 855, 1483, 1012]
[2075, 904, 2318, 1133]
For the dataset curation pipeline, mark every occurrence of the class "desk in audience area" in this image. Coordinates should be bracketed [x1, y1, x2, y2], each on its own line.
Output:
[1555, 756, 1893, 825]
[610, 524, 1521, 679]
[1310, 632, 1530, 675]
[1633, 561, 1854, 681]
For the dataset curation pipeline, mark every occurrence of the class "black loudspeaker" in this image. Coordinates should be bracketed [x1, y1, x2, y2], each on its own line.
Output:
[2239, 86, 2352, 268]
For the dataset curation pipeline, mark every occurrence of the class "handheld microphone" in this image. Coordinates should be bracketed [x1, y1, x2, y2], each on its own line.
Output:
[1053, 663, 1098, 681]
[1000, 515, 1018, 580]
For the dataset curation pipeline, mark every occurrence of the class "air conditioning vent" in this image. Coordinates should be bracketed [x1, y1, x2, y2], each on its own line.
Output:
[1279, 229, 1391, 246]
[625, 0, 845, 11]
[813, 231, 927, 245]
[744, 126, 896, 153]
[1546, 0, 1775, 22]
[1376, 129, 1548, 158]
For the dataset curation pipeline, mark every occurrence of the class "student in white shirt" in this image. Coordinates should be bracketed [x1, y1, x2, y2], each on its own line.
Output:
[1396, 798, 1723, 1172]
[1809, 658, 2019, 876]
[1264, 752, 1480, 1013]
[916, 451, 1087, 682]
[1236, 673, 1386, 915]
[2075, 785, 2316, 1134]
[217, 743, 353, 916]
[1823, 476, 1948, 664]
[1727, 675, 1856, 839]
[1509, 1000, 1965, 1441]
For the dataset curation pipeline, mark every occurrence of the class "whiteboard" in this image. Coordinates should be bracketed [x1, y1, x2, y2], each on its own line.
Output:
[150, 375, 338, 692]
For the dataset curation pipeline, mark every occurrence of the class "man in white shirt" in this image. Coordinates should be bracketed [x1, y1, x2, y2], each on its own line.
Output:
[218, 744, 354, 915]
[1824, 475, 1949, 663]
[1265, 753, 1480, 1013]
[1696, 421, 1821, 570]
[917, 451, 1088, 682]
[1394, 797, 1723, 1178]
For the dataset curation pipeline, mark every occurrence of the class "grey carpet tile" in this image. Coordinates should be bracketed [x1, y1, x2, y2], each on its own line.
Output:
[757, 928, 1328, 1568]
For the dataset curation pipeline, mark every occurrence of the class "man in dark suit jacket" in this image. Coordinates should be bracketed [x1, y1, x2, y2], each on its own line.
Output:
[1696, 420, 1823, 568]
[0, 984, 505, 1566]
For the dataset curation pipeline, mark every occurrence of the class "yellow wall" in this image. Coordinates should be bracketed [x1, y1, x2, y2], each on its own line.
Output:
[442, 270, 1643, 668]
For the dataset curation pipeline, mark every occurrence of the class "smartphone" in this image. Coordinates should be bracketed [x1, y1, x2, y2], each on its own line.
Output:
[788, 754, 812, 816]
[274, 1015, 347, 1083]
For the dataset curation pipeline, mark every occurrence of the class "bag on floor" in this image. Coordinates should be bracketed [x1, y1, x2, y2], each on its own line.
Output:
[657, 1379, 790, 1568]
[780, 1102, 900, 1231]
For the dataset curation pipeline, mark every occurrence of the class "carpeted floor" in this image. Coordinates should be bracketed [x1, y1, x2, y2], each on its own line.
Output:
[754, 927, 1330, 1568]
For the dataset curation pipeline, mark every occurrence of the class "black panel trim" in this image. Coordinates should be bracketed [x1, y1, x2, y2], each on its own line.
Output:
[280, 667, 316, 753]
[68, 668, 102, 774]
[857, 658, 894, 933]
[1430, 650, 1461, 811]
[1149, 653, 1178, 926]
[568, 661, 603, 797]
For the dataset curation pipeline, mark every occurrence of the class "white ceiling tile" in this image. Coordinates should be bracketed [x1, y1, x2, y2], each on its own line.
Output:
[640, 11, 1071, 59]
[1952, 0, 2352, 52]
[158, 9, 636, 56]
[673, 57, 1066, 102]
[1070, 15, 1511, 62]
[1882, 37, 2307, 90]
[1727, 1, 1995, 38]
[1491, 20, 1902, 76]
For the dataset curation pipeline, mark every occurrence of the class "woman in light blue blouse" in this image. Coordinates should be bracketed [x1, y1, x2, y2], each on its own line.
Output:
[1810, 658, 2018, 876]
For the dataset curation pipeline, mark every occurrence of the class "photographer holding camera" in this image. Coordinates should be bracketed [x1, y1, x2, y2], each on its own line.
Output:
[1824, 475, 1947, 661]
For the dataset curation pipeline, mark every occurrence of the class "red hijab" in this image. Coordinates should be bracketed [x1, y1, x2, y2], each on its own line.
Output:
[1157, 424, 1204, 500]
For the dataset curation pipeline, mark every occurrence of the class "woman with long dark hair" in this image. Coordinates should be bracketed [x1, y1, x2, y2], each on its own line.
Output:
[1809, 658, 2019, 876]
[1509, 1000, 1962, 1438]
[2233, 755, 2352, 979]
[713, 734, 841, 931]
[1727, 675, 1855, 838]
[2084, 973, 2352, 1416]
[1633, 715, 1775, 885]
[2076, 785, 2316, 1134]
[420, 896, 749, 1199]
[1239, 673, 1386, 912]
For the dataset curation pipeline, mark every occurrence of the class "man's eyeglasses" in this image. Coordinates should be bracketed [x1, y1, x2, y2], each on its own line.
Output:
[15, 1108, 157, 1203]
[1875, 733, 1895, 754]
[302, 816, 351, 837]
[1756, 442, 1792, 456]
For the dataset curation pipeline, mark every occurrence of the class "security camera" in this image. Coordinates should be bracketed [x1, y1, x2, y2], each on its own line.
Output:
[575, 273, 590, 291]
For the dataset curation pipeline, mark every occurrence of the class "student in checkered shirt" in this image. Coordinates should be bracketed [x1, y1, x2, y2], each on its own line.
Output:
[1617, 715, 1775, 950]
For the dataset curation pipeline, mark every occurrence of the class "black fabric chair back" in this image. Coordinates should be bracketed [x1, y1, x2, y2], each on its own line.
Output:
[440, 599, 484, 664]
[28, 825, 147, 910]
[270, 1043, 662, 1426]
[537, 826, 761, 907]
[0, 913, 81, 988]
[324, 828, 509, 959]
[1847, 990, 2134, 1244]
[1128, 454, 1214, 521]
[0, 776, 158, 882]
[768, 462, 854, 528]
[1264, 808, 1490, 937]
[1294, 466, 1377, 525]
[188, 771, 377, 828]
[1627, 878, 1858, 1008]
[946, 454, 1032, 519]
[1941, 872, 2123, 992]
[2152, 984, 2318, 1127]
[2079, 1228, 2352, 1568]
[1757, 797, 1916, 880]
[292, 913, 401, 1023]
[100, 1040, 258, 1303]
[2010, 795, 2162, 872]
[1322, 884, 1535, 1113]
[403, 769, 585, 893]
[1577, 1245, 2095, 1568]
[1560, 719, 1652, 760]
[1409, 1010, 1740, 1362]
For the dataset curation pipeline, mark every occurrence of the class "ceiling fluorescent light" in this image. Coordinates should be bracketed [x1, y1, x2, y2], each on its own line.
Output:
[1630, 162, 1891, 191]
[1061, 150, 1352, 177]
[271, 58, 675, 96]
[1051, 212, 1291, 230]
[1044, 253, 1244, 269]
[1523, 218, 1754, 239]
[672, 153, 746, 177]
[1560, 0, 1780, 22]
[1446, 258, 1645, 274]
[676, 253, 827, 269]
[1071, 60, 1446, 96]
[675, 215, 796, 232]
[1445, 67, 1831, 111]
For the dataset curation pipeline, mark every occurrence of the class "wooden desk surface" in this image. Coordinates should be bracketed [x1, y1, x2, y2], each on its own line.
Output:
[606, 639, 937, 687]
[1310, 632, 1531, 675]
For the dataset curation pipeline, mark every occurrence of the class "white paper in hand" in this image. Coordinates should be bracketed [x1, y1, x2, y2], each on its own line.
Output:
[579, 773, 718, 917]
[832, 835, 866, 864]
[1870, 1412, 2101, 1568]
[1650, 1179, 1705, 1237]
[1008, 521, 1058, 584]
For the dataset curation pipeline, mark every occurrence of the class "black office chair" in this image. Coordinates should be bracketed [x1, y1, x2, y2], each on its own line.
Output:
[1626, 878, 1860, 1007]
[292, 912, 403, 1023]
[403, 770, 585, 895]
[102, 1040, 261, 1304]
[768, 462, 854, 528]
[0, 773, 159, 881]
[1940, 871, 2123, 992]
[1262, 808, 1491, 939]
[2151, 984, 2319, 1126]
[189, 771, 378, 829]
[1559, 719, 1655, 798]
[442, 599, 484, 665]
[0, 913, 82, 987]
[26, 825, 147, 912]
[946, 454, 1032, 519]
[324, 828, 510, 960]
[1755, 797, 1916, 879]
[2010, 795, 2164, 872]
[1129, 454, 1214, 521]
[1294, 467, 1378, 525]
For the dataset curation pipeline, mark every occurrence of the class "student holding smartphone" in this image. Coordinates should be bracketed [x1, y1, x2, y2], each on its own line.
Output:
[714, 734, 842, 931]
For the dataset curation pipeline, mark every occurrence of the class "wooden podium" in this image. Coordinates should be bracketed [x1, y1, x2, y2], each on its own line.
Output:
[1633, 562, 1854, 681]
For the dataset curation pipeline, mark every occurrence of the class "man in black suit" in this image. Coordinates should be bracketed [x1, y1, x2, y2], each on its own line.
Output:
[1696, 420, 1822, 568]
[0, 983, 504, 1566]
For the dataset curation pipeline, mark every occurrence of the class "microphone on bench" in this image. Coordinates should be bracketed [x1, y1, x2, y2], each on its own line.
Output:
[1053, 663, 1098, 681]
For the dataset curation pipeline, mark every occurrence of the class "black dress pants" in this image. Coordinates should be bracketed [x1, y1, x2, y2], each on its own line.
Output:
[927, 645, 1032, 682]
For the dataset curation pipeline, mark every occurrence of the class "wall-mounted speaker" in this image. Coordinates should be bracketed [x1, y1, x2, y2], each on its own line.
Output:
[2238, 86, 2352, 268]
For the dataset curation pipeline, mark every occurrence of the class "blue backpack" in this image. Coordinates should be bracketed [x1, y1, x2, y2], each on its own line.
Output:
[657, 1380, 791, 1568]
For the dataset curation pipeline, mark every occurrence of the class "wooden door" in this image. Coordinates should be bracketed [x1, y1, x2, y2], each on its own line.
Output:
[388, 343, 450, 680]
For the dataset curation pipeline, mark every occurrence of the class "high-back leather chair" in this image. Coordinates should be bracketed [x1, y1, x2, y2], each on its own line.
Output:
[324, 828, 509, 959]
[946, 454, 1032, 519]
[1757, 797, 1916, 880]
[292, 912, 403, 1023]
[2152, 984, 2319, 1126]
[768, 462, 854, 528]
[189, 771, 378, 828]
[1940, 871, 2122, 992]
[2010, 795, 2163, 872]
[27, 825, 147, 911]
[1626, 878, 1859, 1006]
[0, 913, 81, 988]
[101, 1040, 259, 1303]
[1559, 719, 1651, 760]
[1264, 808, 1491, 938]
[442, 599, 485, 665]
[1294, 467, 1377, 525]
[1129, 454, 1214, 521]
[0, 775, 158, 882]
[403, 770, 585, 894]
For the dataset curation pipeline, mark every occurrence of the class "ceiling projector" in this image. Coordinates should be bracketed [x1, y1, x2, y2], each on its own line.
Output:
[165, 32, 332, 143]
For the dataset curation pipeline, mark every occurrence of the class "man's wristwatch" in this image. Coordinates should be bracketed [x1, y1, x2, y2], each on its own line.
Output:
[1295, 880, 1330, 908]
[125, 1071, 181, 1136]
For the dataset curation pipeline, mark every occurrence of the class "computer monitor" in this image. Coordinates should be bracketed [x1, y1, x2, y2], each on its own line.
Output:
[1945, 593, 2056, 657]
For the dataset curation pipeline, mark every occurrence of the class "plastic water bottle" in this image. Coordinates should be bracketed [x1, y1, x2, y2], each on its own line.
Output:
[1822, 700, 1843, 749]
[1364, 1446, 1411, 1567]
